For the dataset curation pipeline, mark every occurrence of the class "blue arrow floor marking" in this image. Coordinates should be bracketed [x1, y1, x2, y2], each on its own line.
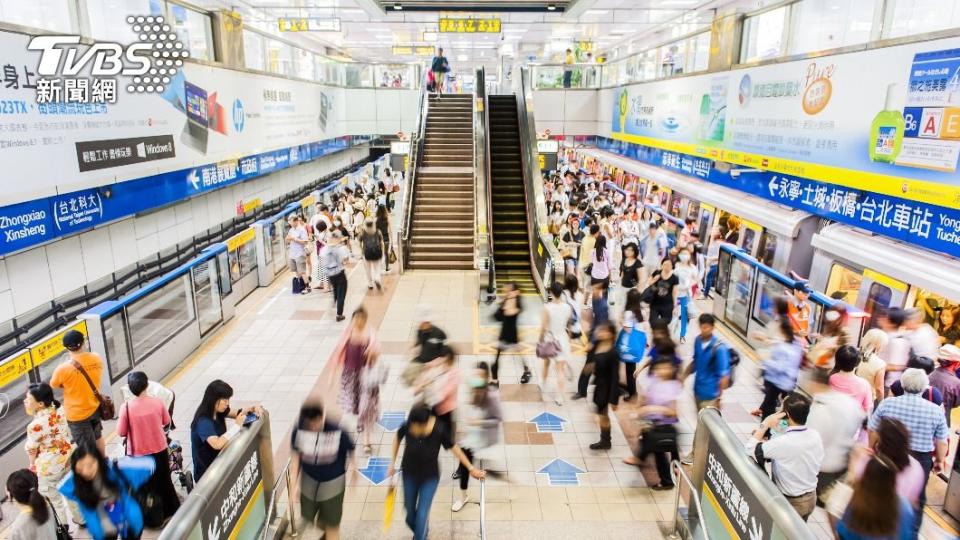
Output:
[377, 411, 406, 432]
[358, 456, 393, 485]
[537, 458, 585, 487]
[527, 412, 568, 433]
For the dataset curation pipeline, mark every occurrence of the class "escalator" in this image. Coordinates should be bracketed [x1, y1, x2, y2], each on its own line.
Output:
[488, 95, 537, 295]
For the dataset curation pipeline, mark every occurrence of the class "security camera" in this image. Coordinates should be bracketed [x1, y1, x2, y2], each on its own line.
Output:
[729, 168, 761, 178]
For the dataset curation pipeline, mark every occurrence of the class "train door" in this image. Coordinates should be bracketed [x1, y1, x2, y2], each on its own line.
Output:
[858, 269, 907, 330]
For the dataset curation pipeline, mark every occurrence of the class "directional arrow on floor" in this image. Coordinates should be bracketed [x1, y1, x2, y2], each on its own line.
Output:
[537, 459, 584, 486]
[378, 411, 406, 432]
[527, 412, 567, 433]
[358, 456, 393, 485]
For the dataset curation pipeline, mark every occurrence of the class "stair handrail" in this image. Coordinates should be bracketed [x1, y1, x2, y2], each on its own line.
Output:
[514, 66, 563, 298]
[475, 67, 496, 298]
[400, 72, 430, 272]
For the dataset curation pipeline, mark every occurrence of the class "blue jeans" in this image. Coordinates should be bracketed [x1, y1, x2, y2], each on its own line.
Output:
[402, 474, 439, 540]
[704, 264, 718, 297]
[678, 296, 690, 338]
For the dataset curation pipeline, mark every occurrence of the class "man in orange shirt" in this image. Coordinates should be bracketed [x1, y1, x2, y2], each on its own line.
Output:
[788, 284, 812, 345]
[50, 330, 106, 453]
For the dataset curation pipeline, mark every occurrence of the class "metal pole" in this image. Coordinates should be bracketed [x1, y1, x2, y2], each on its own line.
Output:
[479, 478, 487, 539]
[286, 465, 298, 538]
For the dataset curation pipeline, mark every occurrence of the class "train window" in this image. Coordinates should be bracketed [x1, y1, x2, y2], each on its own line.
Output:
[754, 273, 787, 326]
[826, 264, 862, 307]
[742, 227, 758, 254]
[697, 206, 715, 244]
[912, 289, 960, 346]
[716, 248, 733, 297]
[864, 282, 893, 329]
[669, 194, 685, 219]
[725, 257, 754, 334]
[757, 231, 777, 267]
[216, 251, 232, 297]
[717, 211, 741, 245]
[687, 200, 701, 222]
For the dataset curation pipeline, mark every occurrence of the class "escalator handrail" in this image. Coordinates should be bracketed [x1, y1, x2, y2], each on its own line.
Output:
[477, 67, 496, 294]
[400, 76, 430, 270]
[514, 67, 563, 297]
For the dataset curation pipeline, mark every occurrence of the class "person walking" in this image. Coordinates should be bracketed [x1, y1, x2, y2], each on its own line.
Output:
[539, 282, 574, 405]
[835, 456, 915, 540]
[830, 345, 875, 414]
[290, 401, 354, 540]
[680, 314, 731, 464]
[588, 321, 621, 450]
[931, 344, 960, 427]
[419, 345, 461, 437]
[452, 362, 503, 512]
[639, 222, 666, 273]
[674, 248, 699, 343]
[116, 372, 180, 525]
[753, 318, 804, 419]
[646, 258, 679, 329]
[358, 345, 388, 455]
[868, 368, 949, 534]
[6, 469, 59, 540]
[190, 380, 261, 482]
[856, 328, 889, 407]
[387, 404, 485, 540]
[746, 394, 824, 521]
[430, 47, 450, 95]
[59, 444, 155, 540]
[329, 307, 381, 420]
[805, 367, 865, 503]
[50, 329, 107, 454]
[562, 48, 574, 88]
[491, 282, 530, 386]
[321, 230, 351, 322]
[618, 288, 647, 401]
[376, 204, 393, 273]
[623, 358, 681, 489]
[359, 218, 384, 291]
[286, 215, 312, 294]
[22, 383, 81, 529]
[615, 243, 643, 317]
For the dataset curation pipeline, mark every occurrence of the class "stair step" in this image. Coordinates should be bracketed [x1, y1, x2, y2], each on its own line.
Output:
[409, 252, 473, 262]
[411, 243, 473, 253]
[408, 260, 474, 270]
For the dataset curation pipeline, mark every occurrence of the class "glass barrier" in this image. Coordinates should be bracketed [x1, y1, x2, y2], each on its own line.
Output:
[531, 64, 601, 89]
[271, 219, 285, 274]
[103, 310, 133, 380]
[128, 274, 195, 364]
[754, 272, 784, 326]
[724, 256, 754, 334]
[228, 249, 241, 285]
[239, 240, 258, 277]
[262, 224, 274, 266]
[216, 251, 232, 297]
[192, 258, 222, 337]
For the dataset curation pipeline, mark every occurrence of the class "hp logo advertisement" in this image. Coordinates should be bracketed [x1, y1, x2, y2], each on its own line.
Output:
[232, 99, 245, 133]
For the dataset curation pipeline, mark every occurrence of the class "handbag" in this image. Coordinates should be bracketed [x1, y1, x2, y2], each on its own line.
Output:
[388, 248, 397, 264]
[639, 285, 655, 304]
[639, 423, 678, 456]
[71, 360, 115, 421]
[43, 496, 72, 540]
[536, 335, 561, 359]
[113, 458, 165, 529]
[493, 306, 505, 322]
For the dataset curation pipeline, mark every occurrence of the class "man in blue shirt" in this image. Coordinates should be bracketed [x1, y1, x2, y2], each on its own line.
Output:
[680, 314, 731, 464]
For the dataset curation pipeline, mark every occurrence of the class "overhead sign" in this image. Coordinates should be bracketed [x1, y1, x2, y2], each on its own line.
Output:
[277, 18, 341, 32]
[438, 18, 501, 33]
[390, 141, 411, 155]
[537, 140, 559, 153]
[391, 45, 435, 56]
[609, 35, 960, 211]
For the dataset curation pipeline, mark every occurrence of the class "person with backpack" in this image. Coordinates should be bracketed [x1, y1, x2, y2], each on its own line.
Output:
[50, 329, 108, 454]
[321, 230, 351, 322]
[680, 314, 731, 464]
[359, 218, 384, 291]
[6, 469, 59, 540]
[430, 48, 450, 95]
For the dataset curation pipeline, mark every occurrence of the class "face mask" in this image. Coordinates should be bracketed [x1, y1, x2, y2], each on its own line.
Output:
[468, 377, 486, 389]
[679, 253, 690, 263]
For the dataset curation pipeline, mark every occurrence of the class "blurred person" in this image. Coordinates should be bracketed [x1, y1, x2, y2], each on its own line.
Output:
[639, 222, 667, 272]
[358, 343, 388, 455]
[587, 321, 621, 450]
[618, 289, 647, 400]
[937, 305, 960, 346]
[831, 345, 875, 414]
[746, 394, 823, 521]
[451, 362, 502, 512]
[51, 329, 106, 454]
[190, 380, 262, 482]
[376, 204, 393, 272]
[835, 456, 915, 540]
[412, 304, 447, 364]
[388, 404, 485, 540]
[358, 218, 385, 290]
[678, 217, 697, 248]
[809, 305, 853, 369]
[59, 444, 155, 540]
[905, 307, 940, 360]
[787, 284, 812, 344]
[430, 47, 449, 95]
[846, 418, 925, 511]
[674, 247, 699, 343]
[680, 314, 731, 464]
[563, 48, 574, 88]
[805, 367, 864, 503]
[888, 355, 943, 404]
[646, 257, 679, 328]
[539, 282, 574, 405]
[702, 228, 722, 298]
[418, 345, 461, 438]
[590, 279, 611, 328]
[931, 344, 960, 427]
[868, 368, 949, 534]
[491, 282, 530, 386]
[23, 382, 82, 529]
[622, 358, 680, 489]
[856, 329, 889, 406]
[882, 308, 913, 388]
[578, 225, 600, 305]
[6, 469, 58, 540]
[290, 402, 355, 540]
[321, 230, 351, 321]
[329, 307, 381, 420]
[116, 372, 180, 525]
[589, 233, 613, 299]
[615, 243, 643, 316]
[752, 317, 804, 419]
[286, 215, 312, 294]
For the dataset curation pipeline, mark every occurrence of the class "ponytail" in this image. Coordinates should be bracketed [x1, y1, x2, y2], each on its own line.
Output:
[6, 469, 49, 525]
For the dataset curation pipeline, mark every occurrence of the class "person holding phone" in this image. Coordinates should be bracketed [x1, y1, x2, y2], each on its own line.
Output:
[190, 380, 263, 482]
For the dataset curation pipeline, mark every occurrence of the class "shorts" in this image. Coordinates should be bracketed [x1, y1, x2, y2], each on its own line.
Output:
[300, 475, 345, 529]
[288, 256, 307, 274]
[67, 409, 103, 447]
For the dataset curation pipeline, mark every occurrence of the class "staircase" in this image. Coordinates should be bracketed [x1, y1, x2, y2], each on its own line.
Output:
[408, 93, 475, 270]
[488, 95, 537, 295]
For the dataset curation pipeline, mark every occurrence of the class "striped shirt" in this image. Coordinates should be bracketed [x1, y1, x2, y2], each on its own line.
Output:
[868, 393, 948, 453]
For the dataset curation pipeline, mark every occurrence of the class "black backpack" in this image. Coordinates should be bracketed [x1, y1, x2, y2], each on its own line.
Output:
[362, 232, 383, 260]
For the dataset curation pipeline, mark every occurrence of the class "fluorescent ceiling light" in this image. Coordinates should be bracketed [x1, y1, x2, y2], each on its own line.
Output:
[422, 31, 437, 41]
[393, 3, 403, 10]
[584, 10, 608, 15]
[547, 3, 556, 10]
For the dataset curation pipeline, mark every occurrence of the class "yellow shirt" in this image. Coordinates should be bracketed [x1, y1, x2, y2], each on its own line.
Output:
[565, 53, 574, 65]
[50, 352, 104, 421]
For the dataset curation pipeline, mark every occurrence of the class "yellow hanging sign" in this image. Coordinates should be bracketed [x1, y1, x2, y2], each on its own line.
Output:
[438, 18, 501, 33]
[31, 320, 88, 368]
[227, 228, 256, 252]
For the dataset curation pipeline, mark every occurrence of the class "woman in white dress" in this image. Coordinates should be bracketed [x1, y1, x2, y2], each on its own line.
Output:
[540, 282, 574, 405]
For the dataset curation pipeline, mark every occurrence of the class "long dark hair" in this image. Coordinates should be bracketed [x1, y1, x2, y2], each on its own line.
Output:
[70, 444, 119, 509]
[28, 382, 60, 410]
[874, 417, 911, 472]
[624, 288, 645, 324]
[594, 234, 607, 261]
[845, 457, 900, 537]
[778, 317, 795, 343]
[6, 469, 49, 525]
[192, 379, 233, 427]
[563, 274, 579, 298]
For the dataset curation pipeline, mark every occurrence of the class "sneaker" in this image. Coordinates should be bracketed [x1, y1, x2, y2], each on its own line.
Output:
[680, 453, 694, 465]
[368, 285, 374, 290]
[451, 497, 469, 512]
[571, 392, 586, 400]
[336, 315, 346, 322]
[520, 371, 532, 384]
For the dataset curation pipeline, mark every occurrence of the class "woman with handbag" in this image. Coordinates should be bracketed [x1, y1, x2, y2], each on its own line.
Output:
[375, 204, 395, 272]
[622, 358, 681, 489]
[490, 283, 530, 386]
[59, 444, 155, 540]
[328, 307, 381, 419]
[6, 469, 60, 540]
[539, 282, 574, 406]
[588, 321, 621, 450]
[116, 372, 180, 527]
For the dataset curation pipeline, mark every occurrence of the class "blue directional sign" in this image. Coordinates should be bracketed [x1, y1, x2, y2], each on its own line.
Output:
[378, 411, 406, 432]
[358, 456, 393, 485]
[527, 412, 567, 433]
[537, 459, 585, 486]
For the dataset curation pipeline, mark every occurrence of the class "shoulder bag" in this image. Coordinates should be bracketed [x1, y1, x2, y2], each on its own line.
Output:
[71, 360, 115, 421]
[113, 458, 165, 529]
[42, 496, 72, 540]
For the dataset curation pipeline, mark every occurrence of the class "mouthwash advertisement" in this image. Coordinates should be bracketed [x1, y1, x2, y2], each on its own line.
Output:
[607, 36, 960, 211]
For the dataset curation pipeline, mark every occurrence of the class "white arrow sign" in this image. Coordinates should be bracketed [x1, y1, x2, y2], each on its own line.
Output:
[768, 176, 779, 197]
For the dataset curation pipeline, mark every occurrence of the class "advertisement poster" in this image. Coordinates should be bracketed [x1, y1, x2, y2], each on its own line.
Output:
[0, 29, 344, 207]
[608, 36, 960, 211]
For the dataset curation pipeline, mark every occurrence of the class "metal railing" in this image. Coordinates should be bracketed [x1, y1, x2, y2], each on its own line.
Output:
[475, 66, 496, 297]
[479, 478, 487, 540]
[261, 458, 298, 540]
[399, 78, 429, 272]
[669, 460, 709, 540]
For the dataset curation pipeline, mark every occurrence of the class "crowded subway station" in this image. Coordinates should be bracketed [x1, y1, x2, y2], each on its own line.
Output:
[0, 0, 959, 539]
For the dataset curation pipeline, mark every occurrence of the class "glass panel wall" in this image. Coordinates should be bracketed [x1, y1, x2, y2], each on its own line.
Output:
[238, 240, 257, 277]
[884, 0, 960, 38]
[168, 3, 215, 61]
[243, 30, 266, 72]
[789, 0, 878, 55]
[0, 352, 32, 453]
[103, 311, 133, 380]
[87, 0, 158, 42]
[741, 6, 788, 63]
[127, 274, 195, 362]
[0, 0, 75, 32]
